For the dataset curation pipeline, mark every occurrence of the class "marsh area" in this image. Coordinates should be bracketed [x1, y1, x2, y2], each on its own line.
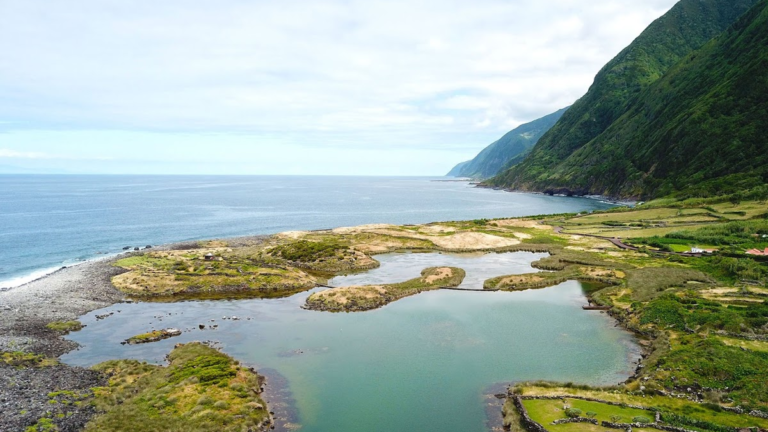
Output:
[62, 252, 640, 432]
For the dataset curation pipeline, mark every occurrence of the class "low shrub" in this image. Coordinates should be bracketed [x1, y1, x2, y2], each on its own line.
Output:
[565, 408, 582, 418]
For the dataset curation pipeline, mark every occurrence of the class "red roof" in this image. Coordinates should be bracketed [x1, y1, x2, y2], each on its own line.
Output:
[745, 248, 768, 256]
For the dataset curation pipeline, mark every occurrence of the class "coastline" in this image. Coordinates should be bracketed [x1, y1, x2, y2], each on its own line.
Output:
[0, 227, 634, 432]
[0, 258, 126, 432]
[470, 181, 637, 207]
[5, 199, 764, 431]
[0, 257, 126, 357]
[0, 234, 276, 432]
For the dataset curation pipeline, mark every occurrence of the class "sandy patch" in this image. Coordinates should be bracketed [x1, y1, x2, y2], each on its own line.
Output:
[311, 285, 386, 305]
[498, 275, 544, 285]
[579, 267, 624, 278]
[430, 232, 520, 250]
[368, 228, 430, 239]
[277, 231, 309, 240]
[702, 287, 740, 296]
[353, 244, 391, 253]
[492, 219, 551, 230]
[331, 224, 396, 235]
[364, 229, 519, 250]
[568, 236, 617, 250]
[512, 232, 532, 240]
[424, 267, 453, 283]
[419, 225, 457, 234]
[709, 296, 764, 303]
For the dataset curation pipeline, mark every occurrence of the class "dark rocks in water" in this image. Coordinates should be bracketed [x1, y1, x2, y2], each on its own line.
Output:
[145, 245, 152, 249]
[133, 247, 140, 251]
[122, 246, 131, 250]
[199, 324, 205, 330]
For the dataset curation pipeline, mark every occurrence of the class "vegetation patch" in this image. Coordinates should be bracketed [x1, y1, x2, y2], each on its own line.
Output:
[45, 320, 84, 334]
[625, 267, 714, 301]
[305, 267, 466, 312]
[124, 328, 182, 345]
[522, 397, 649, 430]
[269, 238, 379, 272]
[1, 351, 57, 368]
[85, 343, 271, 432]
[112, 249, 317, 299]
[513, 384, 768, 431]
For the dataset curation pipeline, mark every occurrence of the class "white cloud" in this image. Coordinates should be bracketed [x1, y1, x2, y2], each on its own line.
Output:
[0, 148, 112, 161]
[0, 149, 52, 159]
[0, 0, 679, 173]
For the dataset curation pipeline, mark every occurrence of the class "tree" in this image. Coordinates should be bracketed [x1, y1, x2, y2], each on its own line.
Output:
[565, 408, 582, 418]
[610, 415, 622, 423]
[586, 411, 598, 419]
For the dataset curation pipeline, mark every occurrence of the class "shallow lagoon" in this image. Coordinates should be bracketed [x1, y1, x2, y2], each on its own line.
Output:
[63, 252, 640, 432]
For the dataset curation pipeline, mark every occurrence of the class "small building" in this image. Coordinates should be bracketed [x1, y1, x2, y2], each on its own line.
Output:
[690, 247, 715, 254]
[746, 248, 768, 256]
[204, 253, 215, 261]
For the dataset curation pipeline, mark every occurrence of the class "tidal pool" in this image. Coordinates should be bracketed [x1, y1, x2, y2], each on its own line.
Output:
[330, 251, 548, 288]
[63, 252, 640, 432]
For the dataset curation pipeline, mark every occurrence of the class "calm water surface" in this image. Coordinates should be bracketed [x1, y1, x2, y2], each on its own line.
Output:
[330, 251, 548, 288]
[63, 252, 640, 432]
[0, 175, 614, 288]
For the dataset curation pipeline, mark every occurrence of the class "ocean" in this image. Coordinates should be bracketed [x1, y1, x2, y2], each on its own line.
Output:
[0, 175, 613, 289]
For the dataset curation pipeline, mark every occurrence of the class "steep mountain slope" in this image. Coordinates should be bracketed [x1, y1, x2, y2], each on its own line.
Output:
[446, 161, 470, 177]
[488, 0, 758, 195]
[503, 0, 768, 199]
[447, 108, 567, 179]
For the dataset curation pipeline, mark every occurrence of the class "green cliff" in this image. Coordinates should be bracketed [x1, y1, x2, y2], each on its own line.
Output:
[447, 108, 567, 179]
[488, 0, 759, 199]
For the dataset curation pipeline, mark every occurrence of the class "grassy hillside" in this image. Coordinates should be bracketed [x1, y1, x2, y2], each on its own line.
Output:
[518, 0, 768, 199]
[487, 0, 758, 197]
[447, 107, 567, 179]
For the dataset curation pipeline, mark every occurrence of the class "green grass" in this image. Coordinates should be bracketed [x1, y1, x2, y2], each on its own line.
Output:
[516, 385, 768, 429]
[653, 338, 768, 409]
[717, 337, 768, 353]
[1, 351, 57, 368]
[625, 267, 713, 301]
[486, 0, 761, 199]
[125, 329, 181, 345]
[112, 250, 318, 298]
[270, 239, 348, 262]
[522, 398, 649, 432]
[45, 320, 83, 334]
[85, 343, 270, 432]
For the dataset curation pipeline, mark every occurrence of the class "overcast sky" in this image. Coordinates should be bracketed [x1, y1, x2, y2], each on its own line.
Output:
[0, 0, 678, 175]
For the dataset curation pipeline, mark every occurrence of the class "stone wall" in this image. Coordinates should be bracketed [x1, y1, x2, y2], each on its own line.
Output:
[552, 418, 598, 425]
[601, 421, 696, 432]
[512, 396, 550, 432]
[516, 394, 647, 410]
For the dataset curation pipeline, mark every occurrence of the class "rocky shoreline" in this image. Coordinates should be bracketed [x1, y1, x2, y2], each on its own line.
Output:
[0, 235, 274, 432]
[0, 258, 127, 432]
[473, 183, 638, 207]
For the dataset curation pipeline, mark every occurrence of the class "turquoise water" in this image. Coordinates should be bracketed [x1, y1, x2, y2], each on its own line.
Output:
[62, 252, 639, 432]
[0, 175, 614, 289]
[330, 251, 548, 288]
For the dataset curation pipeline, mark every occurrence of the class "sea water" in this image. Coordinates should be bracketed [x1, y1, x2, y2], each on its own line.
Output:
[0, 175, 613, 289]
